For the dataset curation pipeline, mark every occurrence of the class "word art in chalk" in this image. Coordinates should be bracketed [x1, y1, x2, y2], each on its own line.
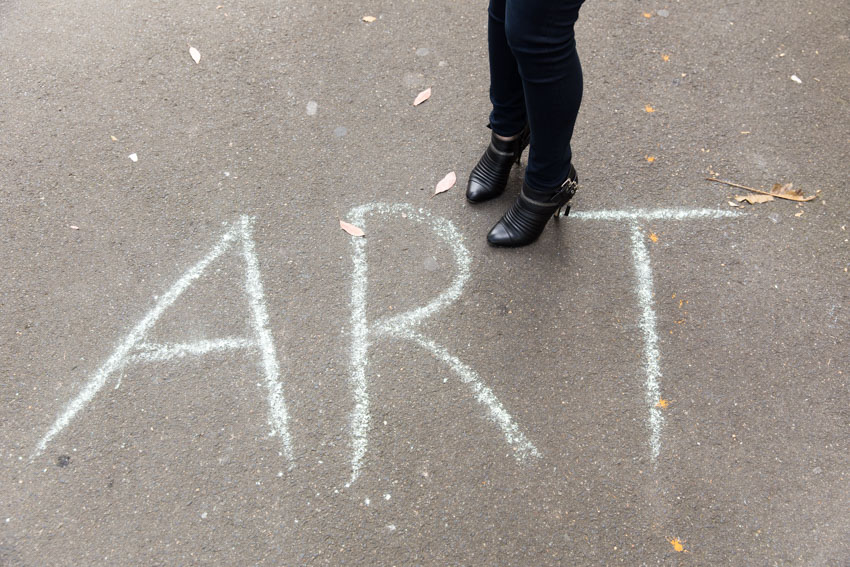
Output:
[33, 207, 540, 485]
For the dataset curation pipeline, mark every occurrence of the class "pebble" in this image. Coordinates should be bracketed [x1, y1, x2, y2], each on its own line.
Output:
[423, 257, 439, 272]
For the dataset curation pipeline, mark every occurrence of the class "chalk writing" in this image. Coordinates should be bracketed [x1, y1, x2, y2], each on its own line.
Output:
[33, 216, 294, 465]
[345, 203, 540, 485]
[32, 204, 743, 483]
[572, 207, 742, 461]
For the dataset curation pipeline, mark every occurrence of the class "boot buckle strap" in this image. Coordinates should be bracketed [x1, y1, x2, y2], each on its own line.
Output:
[520, 180, 578, 208]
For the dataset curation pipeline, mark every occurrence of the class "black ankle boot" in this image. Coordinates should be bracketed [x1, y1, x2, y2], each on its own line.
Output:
[466, 125, 531, 203]
[486, 165, 578, 248]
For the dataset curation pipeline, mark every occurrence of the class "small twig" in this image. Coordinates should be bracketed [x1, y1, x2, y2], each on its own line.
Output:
[705, 177, 816, 202]
[705, 177, 768, 194]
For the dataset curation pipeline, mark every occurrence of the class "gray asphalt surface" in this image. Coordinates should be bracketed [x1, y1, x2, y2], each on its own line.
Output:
[2, 0, 848, 565]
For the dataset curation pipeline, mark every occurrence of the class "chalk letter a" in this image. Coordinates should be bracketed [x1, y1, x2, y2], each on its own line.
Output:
[33, 216, 293, 465]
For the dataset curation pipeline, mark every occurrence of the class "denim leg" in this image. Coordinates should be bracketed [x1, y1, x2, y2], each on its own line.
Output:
[487, 0, 528, 137]
[505, 0, 585, 191]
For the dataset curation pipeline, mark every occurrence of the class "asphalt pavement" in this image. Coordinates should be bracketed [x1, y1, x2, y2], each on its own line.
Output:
[1, 0, 848, 565]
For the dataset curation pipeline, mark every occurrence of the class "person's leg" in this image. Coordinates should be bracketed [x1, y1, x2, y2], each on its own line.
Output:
[505, 0, 584, 191]
[487, 0, 527, 138]
[466, 0, 532, 203]
[486, 0, 585, 246]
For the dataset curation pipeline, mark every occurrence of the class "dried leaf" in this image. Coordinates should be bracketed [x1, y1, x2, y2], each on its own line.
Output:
[770, 183, 801, 198]
[413, 87, 431, 106]
[735, 194, 774, 204]
[362, 15, 376, 22]
[644, 104, 655, 113]
[110, 135, 118, 142]
[339, 219, 365, 237]
[795, 211, 804, 217]
[189, 46, 201, 64]
[771, 183, 817, 201]
[728, 200, 743, 208]
[434, 171, 456, 196]
[706, 178, 817, 202]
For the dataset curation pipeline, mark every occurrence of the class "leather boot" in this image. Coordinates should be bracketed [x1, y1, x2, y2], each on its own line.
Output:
[466, 125, 530, 203]
[486, 164, 578, 247]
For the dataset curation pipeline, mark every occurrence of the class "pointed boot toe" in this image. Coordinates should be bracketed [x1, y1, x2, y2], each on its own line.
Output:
[486, 221, 514, 247]
[466, 178, 494, 203]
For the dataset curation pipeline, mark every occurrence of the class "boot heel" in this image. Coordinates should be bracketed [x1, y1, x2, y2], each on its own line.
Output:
[553, 204, 571, 220]
[514, 127, 531, 166]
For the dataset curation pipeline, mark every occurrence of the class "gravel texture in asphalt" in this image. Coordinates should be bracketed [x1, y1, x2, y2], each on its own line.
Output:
[1, 0, 848, 564]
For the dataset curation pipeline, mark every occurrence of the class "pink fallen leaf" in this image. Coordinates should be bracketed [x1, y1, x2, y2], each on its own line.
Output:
[433, 171, 456, 196]
[413, 87, 431, 106]
[339, 219, 365, 237]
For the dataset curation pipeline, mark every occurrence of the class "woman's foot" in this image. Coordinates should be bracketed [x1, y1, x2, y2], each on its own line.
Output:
[466, 125, 531, 203]
[486, 165, 578, 247]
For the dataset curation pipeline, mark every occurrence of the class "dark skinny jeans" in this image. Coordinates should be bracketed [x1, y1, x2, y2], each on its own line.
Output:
[488, 0, 585, 192]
